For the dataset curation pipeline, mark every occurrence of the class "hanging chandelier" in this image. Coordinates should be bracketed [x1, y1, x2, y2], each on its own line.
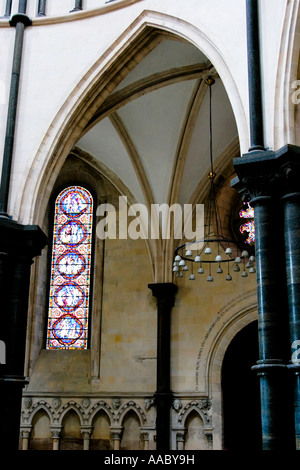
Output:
[173, 77, 256, 282]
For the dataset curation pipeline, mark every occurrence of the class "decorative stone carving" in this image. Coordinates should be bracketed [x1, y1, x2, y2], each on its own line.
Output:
[23, 397, 32, 409]
[52, 398, 61, 410]
[50, 427, 61, 439]
[21, 396, 152, 436]
[172, 399, 182, 411]
[198, 398, 211, 411]
[232, 145, 300, 202]
[112, 398, 121, 409]
[177, 399, 212, 426]
[144, 398, 155, 410]
[20, 427, 32, 438]
[115, 400, 147, 424]
[81, 426, 93, 440]
[82, 398, 91, 409]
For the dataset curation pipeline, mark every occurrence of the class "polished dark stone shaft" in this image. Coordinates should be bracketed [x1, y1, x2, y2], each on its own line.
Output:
[283, 192, 300, 449]
[232, 147, 297, 450]
[250, 196, 291, 450]
[148, 283, 177, 451]
[246, 0, 265, 152]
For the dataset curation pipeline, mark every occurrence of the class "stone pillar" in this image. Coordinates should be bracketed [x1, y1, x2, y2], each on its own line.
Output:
[232, 145, 297, 450]
[148, 283, 177, 451]
[20, 426, 32, 450]
[111, 427, 123, 450]
[50, 427, 61, 451]
[81, 427, 93, 450]
[176, 432, 185, 451]
[141, 432, 149, 450]
[0, 218, 47, 450]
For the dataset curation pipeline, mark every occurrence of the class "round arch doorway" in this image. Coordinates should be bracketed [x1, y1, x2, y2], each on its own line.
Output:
[221, 320, 262, 450]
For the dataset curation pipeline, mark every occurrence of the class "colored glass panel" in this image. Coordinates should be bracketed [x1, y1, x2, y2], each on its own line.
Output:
[46, 186, 93, 349]
[239, 202, 255, 245]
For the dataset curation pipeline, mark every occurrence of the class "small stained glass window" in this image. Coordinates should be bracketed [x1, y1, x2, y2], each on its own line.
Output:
[239, 202, 255, 245]
[46, 186, 93, 349]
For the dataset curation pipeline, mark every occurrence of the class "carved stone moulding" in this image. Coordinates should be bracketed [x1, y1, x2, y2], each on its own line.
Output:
[232, 145, 300, 201]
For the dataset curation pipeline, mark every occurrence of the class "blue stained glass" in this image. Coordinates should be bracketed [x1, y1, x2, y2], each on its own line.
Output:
[46, 186, 93, 349]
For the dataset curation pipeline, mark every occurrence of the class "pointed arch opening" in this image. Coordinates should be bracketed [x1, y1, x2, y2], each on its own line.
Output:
[46, 185, 94, 350]
[221, 320, 261, 450]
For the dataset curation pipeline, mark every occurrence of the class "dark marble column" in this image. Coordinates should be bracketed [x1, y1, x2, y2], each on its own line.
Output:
[245, 0, 265, 152]
[280, 163, 300, 449]
[0, 217, 47, 450]
[148, 283, 177, 450]
[232, 146, 296, 450]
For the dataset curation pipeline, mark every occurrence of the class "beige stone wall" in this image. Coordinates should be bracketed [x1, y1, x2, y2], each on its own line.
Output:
[22, 153, 258, 449]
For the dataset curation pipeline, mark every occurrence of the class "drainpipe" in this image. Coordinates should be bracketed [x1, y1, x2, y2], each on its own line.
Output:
[0, 0, 31, 217]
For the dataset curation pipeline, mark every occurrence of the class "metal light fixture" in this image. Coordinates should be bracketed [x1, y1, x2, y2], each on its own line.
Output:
[173, 77, 256, 282]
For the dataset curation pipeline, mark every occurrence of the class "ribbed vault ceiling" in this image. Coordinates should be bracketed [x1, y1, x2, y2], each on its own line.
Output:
[76, 36, 238, 207]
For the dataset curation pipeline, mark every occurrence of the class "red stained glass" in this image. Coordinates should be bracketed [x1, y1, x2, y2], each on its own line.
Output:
[239, 202, 255, 245]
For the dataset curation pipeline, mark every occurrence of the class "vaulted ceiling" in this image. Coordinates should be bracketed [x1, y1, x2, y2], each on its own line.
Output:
[76, 35, 239, 208]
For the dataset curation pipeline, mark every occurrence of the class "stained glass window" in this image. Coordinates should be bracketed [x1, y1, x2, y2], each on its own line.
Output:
[46, 186, 93, 349]
[239, 202, 255, 245]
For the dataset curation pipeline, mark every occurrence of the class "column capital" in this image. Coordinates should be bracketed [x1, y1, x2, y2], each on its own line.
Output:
[0, 217, 48, 260]
[20, 426, 32, 436]
[231, 144, 300, 202]
[148, 283, 178, 307]
[50, 426, 62, 439]
[81, 426, 93, 439]
[110, 426, 123, 437]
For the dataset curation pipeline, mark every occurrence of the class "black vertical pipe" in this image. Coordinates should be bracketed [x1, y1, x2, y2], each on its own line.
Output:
[246, 0, 265, 151]
[70, 0, 83, 12]
[0, 1, 31, 216]
[0, 22, 25, 215]
[148, 283, 177, 450]
[4, 0, 12, 17]
[282, 192, 300, 450]
[37, 0, 46, 16]
[18, 0, 27, 15]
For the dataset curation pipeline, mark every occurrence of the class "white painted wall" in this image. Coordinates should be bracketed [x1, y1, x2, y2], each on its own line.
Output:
[0, 0, 294, 223]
